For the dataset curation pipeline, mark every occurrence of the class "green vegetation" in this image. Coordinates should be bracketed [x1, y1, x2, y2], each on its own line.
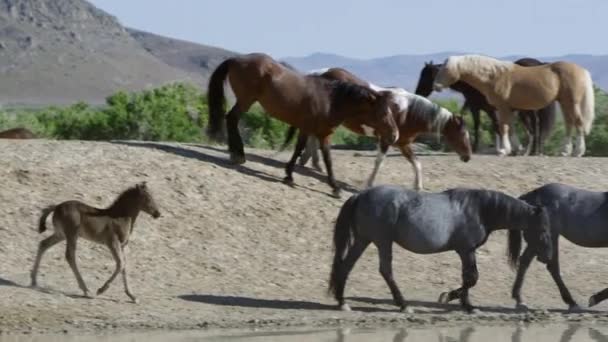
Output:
[0, 83, 607, 156]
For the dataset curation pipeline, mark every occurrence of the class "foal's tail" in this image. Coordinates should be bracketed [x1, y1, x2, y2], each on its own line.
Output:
[328, 194, 359, 296]
[580, 69, 595, 135]
[38, 205, 56, 233]
[507, 229, 522, 270]
[206, 58, 234, 141]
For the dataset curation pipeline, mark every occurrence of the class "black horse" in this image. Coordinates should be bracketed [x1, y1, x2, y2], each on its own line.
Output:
[415, 58, 556, 155]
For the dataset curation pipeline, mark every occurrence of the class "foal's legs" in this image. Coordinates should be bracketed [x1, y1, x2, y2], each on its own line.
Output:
[65, 235, 91, 297]
[30, 234, 65, 287]
[225, 101, 252, 164]
[365, 142, 390, 188]
[120, 246, 137, 303]
[398, 145, 422, 191]
[319, 136, 341, 198]
[438, 250, 479, 313]
[283, 133, 309, 186]
[97, 236, 128, 300]
[377, 242, 408, 312]
[333, 239, 370, 311]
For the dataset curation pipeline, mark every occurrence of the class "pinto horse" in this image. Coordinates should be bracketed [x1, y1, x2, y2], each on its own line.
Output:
[207, 53, 400, 197]
[282, 67, 471, 191]
[433, 55, 594, 157]
[415, 58, 557, 155]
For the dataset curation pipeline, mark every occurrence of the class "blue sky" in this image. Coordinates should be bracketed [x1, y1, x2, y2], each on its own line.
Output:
[89, 0, 607, 59]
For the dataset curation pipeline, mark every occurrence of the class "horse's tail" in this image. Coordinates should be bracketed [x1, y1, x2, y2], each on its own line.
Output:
[539, 102, 557, 139]
[580, 69, 595, 135]
[507, 229, 522, 270]
[38, 205, 56, 233]
[279, 126, 298, 152]
[206, 58, 234, 141]
[328, 194, 359, 296]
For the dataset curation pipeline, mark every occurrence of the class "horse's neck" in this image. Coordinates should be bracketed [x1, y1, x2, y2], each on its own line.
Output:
[479, 196, 527, 232]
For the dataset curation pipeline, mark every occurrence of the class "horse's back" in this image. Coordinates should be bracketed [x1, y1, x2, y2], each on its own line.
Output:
[0, 127, 35, 139]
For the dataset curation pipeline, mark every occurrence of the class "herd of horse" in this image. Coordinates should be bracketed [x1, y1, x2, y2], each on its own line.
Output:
[15, 52, 608, 315]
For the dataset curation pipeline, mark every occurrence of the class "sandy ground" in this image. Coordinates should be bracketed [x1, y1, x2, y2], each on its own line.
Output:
[1, 139, 608, 335]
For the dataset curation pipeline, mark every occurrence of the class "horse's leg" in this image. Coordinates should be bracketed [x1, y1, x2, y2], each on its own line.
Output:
[65, 235, 91, 298]
[311, 137, 322, 172]
[319, 136, 341, 198]
[283, 133, 309, 186]
[487, 110, 501, 153]
[545, 243, 579, 310]
[297, 137, 312, 166]
[398, 145, 422, 191]
[333, 239, 370, 311]
[120, 246, 137, 303]
[589, 288, 608, 308]
[511, 246, 536, 310]
[365, 142, 389, 188]
[97, 236, 124, 297]
[561, 121, 573, 157]
[520, 111, 535, 156]
[439, 250, 478, 313]
[377, 242, 408, 312]
[225, 101, 251, 164]
[573, 126, 586, 157]
[509, 115, 523, 155]
[496, 108, 513, 156]
[471, 108, 481, 153]
[30, 234, 65, 287]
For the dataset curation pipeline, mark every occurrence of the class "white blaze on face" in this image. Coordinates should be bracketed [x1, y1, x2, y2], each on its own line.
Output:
[361, 125, 376, 137]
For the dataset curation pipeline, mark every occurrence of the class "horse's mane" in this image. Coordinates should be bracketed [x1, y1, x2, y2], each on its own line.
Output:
[279, 61, 299, 72]
[447, 55, 513, 83]
[327, 80, 379, 106]
[404, 93, 453, 130]
[446, 188, 533, 227]
[108, 186, 140, 211]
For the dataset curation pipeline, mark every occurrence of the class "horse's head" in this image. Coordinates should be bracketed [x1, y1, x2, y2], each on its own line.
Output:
[369, 91, 400, 145]
[524, 205, 553, 264]
[415, 61, 441, 97]
[433, 57, 460, 91]
[442, 115, 471, 162]
[135, 182, 161, 219]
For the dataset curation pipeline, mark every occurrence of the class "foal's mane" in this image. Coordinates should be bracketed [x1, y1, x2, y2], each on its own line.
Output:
[107, 186, 141, 211]
[446, 188, 532, 226]
[447, 55, 513, 83]
[405, 93, 453, 130]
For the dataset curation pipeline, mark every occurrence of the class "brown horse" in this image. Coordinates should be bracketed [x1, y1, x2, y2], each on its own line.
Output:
[0, 127, 36, 139]
[434, 55, 595, 157]
[207, 53, 400, 197]
[30, 182, 161, 303]
[283, 67, 472, 190]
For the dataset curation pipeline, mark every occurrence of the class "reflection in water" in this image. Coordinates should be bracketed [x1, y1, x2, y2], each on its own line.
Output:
[1, 323, 607, 342]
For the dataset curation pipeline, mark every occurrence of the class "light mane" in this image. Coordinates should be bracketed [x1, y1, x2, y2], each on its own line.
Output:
[448, 55, 514, 83]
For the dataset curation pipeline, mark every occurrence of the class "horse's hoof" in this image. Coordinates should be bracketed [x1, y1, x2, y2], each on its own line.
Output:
[96, 287, 107, 296]
[230, 154, 246, 165]
[401, 306, 414, 314]
[331, 189, 342, 199]
[515, 302, 530, 311]
[340, 304, 352, 312]
[497, 149, 507, 157]
[131, 297, 139, 304]
[438, 292, 449, 304]
[568, 304, 583, 312]
[589, 296, 598, 308]
[282, 177, 295, 187]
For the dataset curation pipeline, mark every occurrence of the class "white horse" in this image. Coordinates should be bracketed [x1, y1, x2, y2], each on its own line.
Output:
[433, 55, 595, 157]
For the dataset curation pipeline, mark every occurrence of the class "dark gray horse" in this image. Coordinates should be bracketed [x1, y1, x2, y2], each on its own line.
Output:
[509, 183, 608, 311]
[329, 185, 552, 313]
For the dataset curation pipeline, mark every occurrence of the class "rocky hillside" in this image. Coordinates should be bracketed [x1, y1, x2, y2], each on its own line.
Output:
[0, 0, 194, 105]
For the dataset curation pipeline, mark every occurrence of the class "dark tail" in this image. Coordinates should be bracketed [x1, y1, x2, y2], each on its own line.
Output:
[539, 102, 557, 140]
[38, 205, 55, 233]
[328, 194, 359, 296]
[507, 229, 522, 270]
[206, 58, 233, 141]
[279, 126, 298, 151]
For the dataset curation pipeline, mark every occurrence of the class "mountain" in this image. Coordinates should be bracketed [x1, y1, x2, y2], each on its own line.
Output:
[0, 0, 207, 106]
[283, 52, 608, 93]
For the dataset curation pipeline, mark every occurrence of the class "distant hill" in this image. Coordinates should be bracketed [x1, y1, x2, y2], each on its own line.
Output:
[283, 52, 608, 95]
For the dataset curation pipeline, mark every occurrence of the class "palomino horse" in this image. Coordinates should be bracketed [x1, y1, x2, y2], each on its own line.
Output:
[31, 182, 161, 302]
[415, 58, 557, 155]
[433, 55, 595, 157]
[282, 67, 471, 191]
[0, 127, 36, 139]
[509, 183, 608, 311]
[329, 185, 552, 313]
[207, 53, 399, 197]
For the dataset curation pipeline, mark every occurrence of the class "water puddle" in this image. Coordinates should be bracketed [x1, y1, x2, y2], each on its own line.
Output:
[0, 324, 604, 341]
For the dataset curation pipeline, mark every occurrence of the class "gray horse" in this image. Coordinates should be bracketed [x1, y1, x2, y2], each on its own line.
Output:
[329, 185, 552, 313]
[509, 183, 608, 311]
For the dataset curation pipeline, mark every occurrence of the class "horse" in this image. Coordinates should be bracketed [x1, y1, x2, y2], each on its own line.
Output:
[508, 183, 608, 311]
[433, 55, 595, 157]
[30, 182, 161, 303]
[0, 127, 36, 139]
[281, 67, 472, 191]
[328, 185, 552, 313]
[415, 58, 557, 155]
[207, 53, 400, 197]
